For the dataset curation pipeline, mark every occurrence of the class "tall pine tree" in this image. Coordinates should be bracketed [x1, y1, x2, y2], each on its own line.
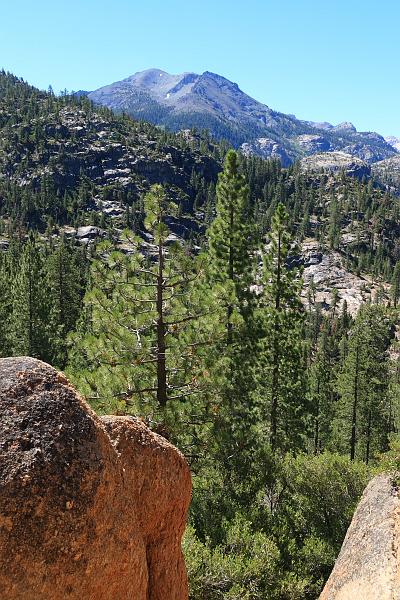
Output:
[259, 203, 307, 453]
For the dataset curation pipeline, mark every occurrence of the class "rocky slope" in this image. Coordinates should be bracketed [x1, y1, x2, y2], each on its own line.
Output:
[86, 69, 398, 164]
[0, 357, 191, 600]
[0, 76, 219, 201]
[1, 71, 399, 315]
[372, 154, 400, 195]
[320, 474, 400, 599]
[0, 71, 221, 236]
[300, 152, 371, 179]
[386, 136, 400, 152]
[301, 240, 389, 315]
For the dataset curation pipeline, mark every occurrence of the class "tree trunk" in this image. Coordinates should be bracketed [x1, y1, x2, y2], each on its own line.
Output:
[365, 408, 372, 464]
[270, 230, 282, 453]
[314, 378, 320, 454]
[350, 344, 359, 461]
[156, 236, 168, 407]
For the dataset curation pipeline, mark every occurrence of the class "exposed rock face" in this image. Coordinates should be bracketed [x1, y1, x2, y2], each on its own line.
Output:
[0, 102, 220, 204]
[320, 474, 400, 599]
[102, 416, 191, 600]
[240, 137, 292, 166]
[300, 151, 371, 179]
[296, 134, 331, 153]
[332, 122, 357, 133]
[386, 136, 400, 152]
[372, 154, 400, 195]
[300, 240, 389, 315]
[0, 357, 191, 600]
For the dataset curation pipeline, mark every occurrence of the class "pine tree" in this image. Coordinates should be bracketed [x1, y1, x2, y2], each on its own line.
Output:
[205, 149, 259, 443]
[69, 184, 216, 434]
[203, 150, 261, 496]
[46, 238, 84, 367]
[8, 233, 52, 361]
[207, 149, 256, 342]
[391, 261, 400, 307]
[260, 203, 307, 453]
[309, 314, 345, 453]
[0, 250, 11, 356]
[334, 305, 393, 462]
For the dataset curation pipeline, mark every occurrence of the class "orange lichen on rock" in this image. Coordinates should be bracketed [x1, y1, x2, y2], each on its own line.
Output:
[0, 357, 191, 600]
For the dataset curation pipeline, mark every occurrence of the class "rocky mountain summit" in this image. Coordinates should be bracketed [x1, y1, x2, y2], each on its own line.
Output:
[86, 69, 398, 165]
[0, 357, 191, 600]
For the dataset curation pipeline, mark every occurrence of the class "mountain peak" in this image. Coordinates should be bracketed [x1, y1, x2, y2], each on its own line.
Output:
[87, 68, 397, 164]
[333, 121, 357, 132]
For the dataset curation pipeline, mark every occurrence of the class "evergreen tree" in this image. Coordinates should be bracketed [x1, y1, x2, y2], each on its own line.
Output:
[69, 185, 216, 437]
[308, 314, 345, 453]
[260, 203, 307, 453]
[203, 149, 260, 500]
[391, 261, 400, 307]
[0, 250, 11, 356]
[8, 233, 52, 361]
[207, 149, 256, 341]
[334, 305, 393, 462]
[46, 238, 84, 367]
[205, 148, 258, 433]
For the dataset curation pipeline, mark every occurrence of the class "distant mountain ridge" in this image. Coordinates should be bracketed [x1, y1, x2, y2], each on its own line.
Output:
[86, 68, 398, 165]
[385, 136, 400, 152]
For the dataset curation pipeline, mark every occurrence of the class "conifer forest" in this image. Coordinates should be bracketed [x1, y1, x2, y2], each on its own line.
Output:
[1, 69, 400, 599]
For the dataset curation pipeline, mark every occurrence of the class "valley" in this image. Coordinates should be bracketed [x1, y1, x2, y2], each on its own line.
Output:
[0, 66, 400, 600]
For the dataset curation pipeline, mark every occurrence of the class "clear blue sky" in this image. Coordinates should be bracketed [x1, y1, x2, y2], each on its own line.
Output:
[1, 0, 399, 136]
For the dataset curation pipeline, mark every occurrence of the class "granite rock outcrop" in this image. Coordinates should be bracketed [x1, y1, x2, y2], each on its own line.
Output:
[0, 357, 191, 600]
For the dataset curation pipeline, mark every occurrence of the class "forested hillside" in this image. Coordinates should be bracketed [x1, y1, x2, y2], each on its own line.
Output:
[1, 71, 400, 598]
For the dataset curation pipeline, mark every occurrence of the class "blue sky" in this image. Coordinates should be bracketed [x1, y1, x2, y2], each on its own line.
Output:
[1, 0, 399, 136]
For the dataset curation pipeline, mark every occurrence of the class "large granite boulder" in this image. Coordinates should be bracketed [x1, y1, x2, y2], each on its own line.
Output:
[0, 357, 191, 600]
[320, 473, 400, 599]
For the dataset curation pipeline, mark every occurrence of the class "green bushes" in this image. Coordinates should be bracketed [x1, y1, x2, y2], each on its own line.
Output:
[186, 452, 370, 600]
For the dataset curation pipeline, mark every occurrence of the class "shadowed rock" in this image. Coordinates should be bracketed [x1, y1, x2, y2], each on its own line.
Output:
[320, 473, 400, 599]
[0, 357, 191, 600]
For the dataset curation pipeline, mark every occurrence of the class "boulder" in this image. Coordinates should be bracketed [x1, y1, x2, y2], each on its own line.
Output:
[0, 357, 191, 600]
[102, 416, 191, 600]
[320, 474, 400, 599]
